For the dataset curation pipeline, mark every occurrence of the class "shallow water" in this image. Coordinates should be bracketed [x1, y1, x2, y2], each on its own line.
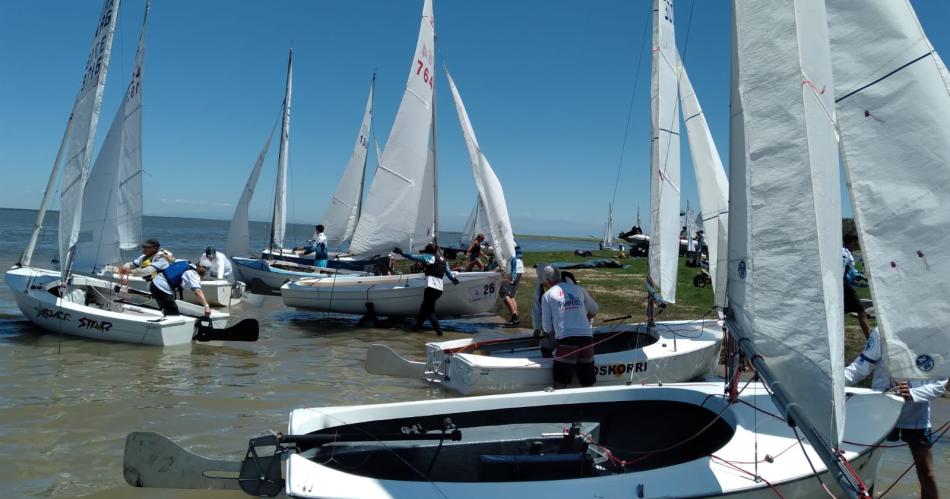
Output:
[0, 208, 945, 498]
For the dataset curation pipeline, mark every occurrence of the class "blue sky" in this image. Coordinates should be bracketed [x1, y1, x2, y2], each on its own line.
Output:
[1, 1, 948, 238]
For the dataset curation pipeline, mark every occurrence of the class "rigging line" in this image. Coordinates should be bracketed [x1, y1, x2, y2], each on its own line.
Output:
[792, 426, 836, 498]
[609, 3, 652, 209]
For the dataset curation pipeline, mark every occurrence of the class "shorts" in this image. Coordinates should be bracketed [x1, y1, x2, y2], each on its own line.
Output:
[553, 336, 596, 386]
[500, 279, 520, 298]
[843, 285, 865, 314]
[887, 427, 933, 449]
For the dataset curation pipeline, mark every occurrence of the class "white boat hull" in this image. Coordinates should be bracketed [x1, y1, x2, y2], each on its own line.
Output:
[5, 266, 204, 346]
[420, 320, 722, 395]
[232, 257, 366, 294]
[281, 272, 502, 317]
[283, 382, 902, 498]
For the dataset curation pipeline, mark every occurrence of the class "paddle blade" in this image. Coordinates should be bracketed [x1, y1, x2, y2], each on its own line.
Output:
[194, 319, 259, 342]
[365, 344, 426, 378]
[123, 432, 242, 490]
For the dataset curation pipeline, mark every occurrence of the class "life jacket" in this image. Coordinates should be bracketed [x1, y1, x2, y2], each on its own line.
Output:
[313, 241, 328, 260]
[139, 249, 172, 281]
[423, 255, 447, 279]
[160, 261, 195, 290]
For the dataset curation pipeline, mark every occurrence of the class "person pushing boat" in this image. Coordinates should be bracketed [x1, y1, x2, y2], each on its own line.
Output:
[119, 259, 212, 318]
[393, 244, 459, 336]
[539, 265, 599, 388]
[118, 238, 173, 282]
[198, 246, 233, 282]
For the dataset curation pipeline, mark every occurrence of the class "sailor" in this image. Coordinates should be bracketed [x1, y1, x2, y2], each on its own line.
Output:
[119, 238, 173, 281]
[198, 246, 233, 282]
[148, 259, 213, 317]
[842, 234, 871, 337]
[540, 265, 599, 388]
[502, 243, 525, 327]
[302, 224, 329, 268]
[464, 233, 487, 271]
[844, 327, 946, 499]
[393, 244, 459, 336]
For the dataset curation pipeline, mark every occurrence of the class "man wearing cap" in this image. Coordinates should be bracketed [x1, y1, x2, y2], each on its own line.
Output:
[199, 247, 233, 282]
[393, 244, 459, 336]
[540, 265, 599, 388]
[119, 239, 173, 281]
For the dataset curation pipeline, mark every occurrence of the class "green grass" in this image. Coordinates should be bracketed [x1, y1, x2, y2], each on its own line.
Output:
[504, 250, 871, 362]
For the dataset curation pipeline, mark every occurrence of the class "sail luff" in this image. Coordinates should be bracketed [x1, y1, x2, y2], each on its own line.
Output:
[829, 0, 950, 379]
[270, 48, 293, 251]
[54, 0, 121, 276]
[648, 0, 681, 303]
[348, 0, 435, 256]
[729, 0, 845, 456]
[322, 76, 374, 248]
[74, 0, 149, 274]
[445, 70, 516, 272]
[226, 126, 276, 258]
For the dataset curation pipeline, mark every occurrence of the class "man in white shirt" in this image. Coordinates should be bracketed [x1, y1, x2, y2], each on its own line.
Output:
[844, 327, 946, 499]
[142, 260, 211, 317]
[120, 238, 173, 281]
[540, 265, 599, 388]
[199, 247, 233, 282]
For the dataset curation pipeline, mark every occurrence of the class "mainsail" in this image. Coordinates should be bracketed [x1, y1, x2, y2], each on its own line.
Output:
[269, 49, 293, 251]
[648, 0, 681, 303]
[43, 0, 121, 274]
[322, 76, 375, 249]
[829, 0, 950, 379]
[730, 0, 845, 457]
[602, 204, 614, 249]
[678, 60, 729, 308]
[460, 196, 490, 249]
[445, 70, 515, 271]
[74, 0, 148, 274]
[225, 126, 276, 258]
[349, 0, 436, 256]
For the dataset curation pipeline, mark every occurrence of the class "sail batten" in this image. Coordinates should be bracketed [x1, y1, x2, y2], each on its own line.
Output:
[349, 0, 435, 256]
[648, 0, 681, 303]
[829, 0, 950, 379]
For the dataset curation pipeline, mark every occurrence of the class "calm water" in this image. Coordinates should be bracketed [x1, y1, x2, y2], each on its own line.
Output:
[0, 208, 945, 498]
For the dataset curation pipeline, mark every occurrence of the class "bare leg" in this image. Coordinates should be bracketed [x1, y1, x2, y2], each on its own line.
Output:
[857, 310, 871, 337]
[910, 445, 938, 499]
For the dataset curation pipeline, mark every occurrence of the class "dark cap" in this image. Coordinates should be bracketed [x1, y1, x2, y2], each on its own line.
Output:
[422, 243, 437, 254]
[204, 246, 215, 257]
[142, 238, 160, 248]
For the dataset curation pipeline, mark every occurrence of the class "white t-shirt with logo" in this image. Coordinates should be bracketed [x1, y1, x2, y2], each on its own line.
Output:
[541, 282, 599, 340]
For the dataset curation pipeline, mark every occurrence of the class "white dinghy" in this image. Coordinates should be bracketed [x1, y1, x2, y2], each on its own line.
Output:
[281, 0, 501, 319]
[122, 0, 920, 495]
[6, 1, 257, 346]
[367, 319, 722, 395]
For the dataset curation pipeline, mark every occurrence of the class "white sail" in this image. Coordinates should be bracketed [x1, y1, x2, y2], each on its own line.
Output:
[413, 133, 437, 250]
[648, 0, 681, 303]
[829, 0, 950, 379]
[460, 196, 491, 248]
[349, 0, 435, 256]
[602, 204, 614, 248]
[730, 0, 844, 448]
[74, 1, 148, 274]
[678, 60, 729, 308]
[57, 0, 121, 274]
[445, 70, 515, 272]
[225, 126, 276, 258]
[270, 49, 293, 251]
[322, 76, 374, 249]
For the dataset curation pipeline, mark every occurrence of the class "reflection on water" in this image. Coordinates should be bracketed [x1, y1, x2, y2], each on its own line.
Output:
[0, 209, 946, 497]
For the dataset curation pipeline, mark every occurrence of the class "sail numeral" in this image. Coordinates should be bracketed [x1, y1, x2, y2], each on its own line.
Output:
[663, 0, 674, 23]
[358, 134, 368, 148]
[128, 66, 142, 99]
[416, 59, 434, 89]
[80, 1, 116, 92]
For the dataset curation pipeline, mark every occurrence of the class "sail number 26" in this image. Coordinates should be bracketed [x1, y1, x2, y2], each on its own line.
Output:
[416, 59, 434, 89]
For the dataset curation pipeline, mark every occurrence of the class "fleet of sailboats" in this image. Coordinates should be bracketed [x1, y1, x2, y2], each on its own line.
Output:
[4, 0, 947, 496]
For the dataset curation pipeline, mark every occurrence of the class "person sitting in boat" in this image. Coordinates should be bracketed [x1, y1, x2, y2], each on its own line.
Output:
[300, 224, 329, 268]
[842, 234, 871, 337]
[142, 259, 212, 318]
[464, 233, 487, 271]
[119, 238, 174, 282]
[501, 243, 525, 327]
[198, 246, 233, 282]
[392, 244, 459, 336]
[844, 327, 946, 499]
[539, 265, 599, 389]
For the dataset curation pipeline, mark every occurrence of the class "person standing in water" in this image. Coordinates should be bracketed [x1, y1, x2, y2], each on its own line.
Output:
[393, 244, 459, 336]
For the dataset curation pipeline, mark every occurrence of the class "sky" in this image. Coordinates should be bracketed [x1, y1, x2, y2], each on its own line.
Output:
[1, 1, 948, 238]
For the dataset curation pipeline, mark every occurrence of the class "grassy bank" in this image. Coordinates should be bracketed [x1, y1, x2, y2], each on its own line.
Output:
[498, 249, 870, 362]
